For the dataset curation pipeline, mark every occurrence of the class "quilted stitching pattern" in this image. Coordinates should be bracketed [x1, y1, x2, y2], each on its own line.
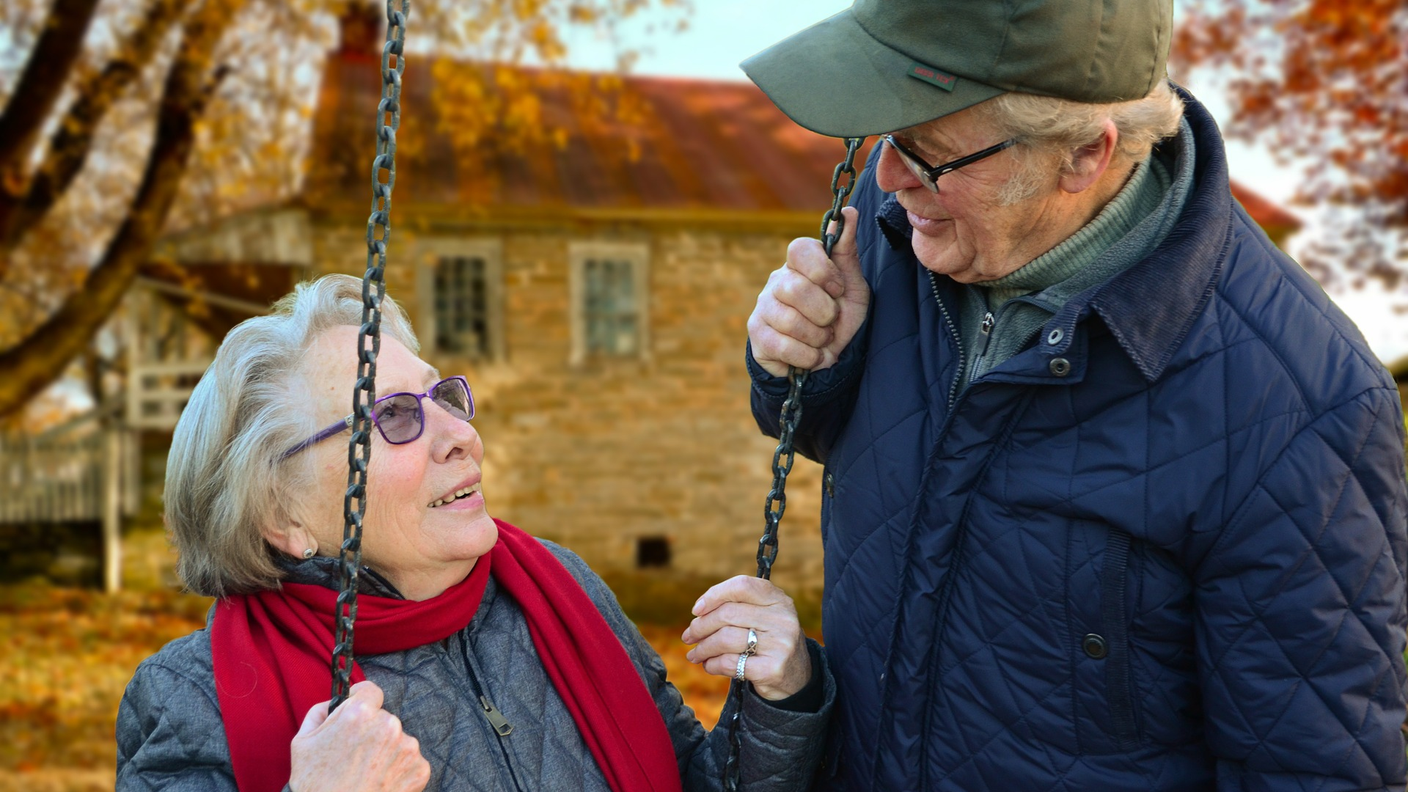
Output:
[751, 94, 1408, 791]
[116, 542, 833, 791]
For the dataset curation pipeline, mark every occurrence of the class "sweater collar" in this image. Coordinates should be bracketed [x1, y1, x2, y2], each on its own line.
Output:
[876, 85, 1232, 383]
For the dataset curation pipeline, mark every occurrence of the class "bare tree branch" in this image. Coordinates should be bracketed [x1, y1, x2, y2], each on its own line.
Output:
[0, 0, 101, 191]
[0, 0, 195, 254]
[0, 0, 244, 418]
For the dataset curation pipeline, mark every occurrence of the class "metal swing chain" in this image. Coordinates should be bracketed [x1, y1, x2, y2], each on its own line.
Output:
[721, 135, 864, 791]
[330, 0, 409, 712]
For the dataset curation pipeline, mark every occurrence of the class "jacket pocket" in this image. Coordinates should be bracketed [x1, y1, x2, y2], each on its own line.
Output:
[1099, 529, 1140, 749]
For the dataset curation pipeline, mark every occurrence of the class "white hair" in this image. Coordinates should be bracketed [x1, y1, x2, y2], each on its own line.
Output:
[164, 274, 419, 597]
[978, 80, 1186, 205]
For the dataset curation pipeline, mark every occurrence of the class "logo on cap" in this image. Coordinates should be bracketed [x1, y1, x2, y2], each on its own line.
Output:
[908, 62, 958, 92]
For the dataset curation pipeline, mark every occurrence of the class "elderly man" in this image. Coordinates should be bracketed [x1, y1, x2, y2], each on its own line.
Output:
[742, 1, 1408, 790]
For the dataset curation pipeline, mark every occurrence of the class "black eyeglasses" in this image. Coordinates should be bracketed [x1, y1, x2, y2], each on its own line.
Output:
[282, 376, 475, 459]
[884, 134, 1017, 193]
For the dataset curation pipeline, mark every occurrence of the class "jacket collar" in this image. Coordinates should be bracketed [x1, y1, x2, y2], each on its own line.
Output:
[875, 85, 1232, 383]
[277, 554, 406, 599]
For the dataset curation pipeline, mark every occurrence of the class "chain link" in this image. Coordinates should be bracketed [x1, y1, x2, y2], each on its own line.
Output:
[722, 136, 865, 791]
[330, 0, 409, 712]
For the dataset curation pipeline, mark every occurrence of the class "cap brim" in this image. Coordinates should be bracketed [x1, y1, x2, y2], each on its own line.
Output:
[740, 9, 1005, 138]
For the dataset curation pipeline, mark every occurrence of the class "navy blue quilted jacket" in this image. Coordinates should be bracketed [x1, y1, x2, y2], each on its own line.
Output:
[749, 89, 1408, 791]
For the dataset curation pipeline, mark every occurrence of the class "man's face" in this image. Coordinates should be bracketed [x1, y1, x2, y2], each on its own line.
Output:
[875, 106, 1060, 284]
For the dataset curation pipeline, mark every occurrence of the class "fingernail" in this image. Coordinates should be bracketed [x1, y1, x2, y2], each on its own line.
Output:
[692, 599, 703, 615]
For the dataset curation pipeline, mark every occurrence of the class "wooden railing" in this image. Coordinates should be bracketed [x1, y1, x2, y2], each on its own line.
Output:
[0, 432, 106, 524]
[0, 422, 136, 592]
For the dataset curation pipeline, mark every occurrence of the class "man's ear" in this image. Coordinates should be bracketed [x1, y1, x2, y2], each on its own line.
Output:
[1059, 118, 1119, 195]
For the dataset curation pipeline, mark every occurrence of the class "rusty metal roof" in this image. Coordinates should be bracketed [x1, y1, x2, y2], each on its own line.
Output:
[304, 52, 1298, 233]
[305, 55, 876, 219]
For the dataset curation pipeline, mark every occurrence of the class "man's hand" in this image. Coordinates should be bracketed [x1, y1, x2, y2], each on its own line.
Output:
[289, 681, 431, 792]
[747, 205, 869, 378]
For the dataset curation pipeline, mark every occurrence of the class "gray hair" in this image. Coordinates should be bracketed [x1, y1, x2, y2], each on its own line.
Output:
[978, 80, 1186, 205]
[165, 274, 419, 598]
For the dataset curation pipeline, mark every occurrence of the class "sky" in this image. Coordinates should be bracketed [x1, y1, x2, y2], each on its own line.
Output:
[559, 1, 1408, 364]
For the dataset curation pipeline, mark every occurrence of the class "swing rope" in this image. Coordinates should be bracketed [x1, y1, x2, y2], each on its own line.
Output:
[721, 135, 865, 792]
[330, 0, 408, 712]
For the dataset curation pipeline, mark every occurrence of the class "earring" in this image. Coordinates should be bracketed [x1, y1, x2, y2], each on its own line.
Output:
[302, 547, 316, 559]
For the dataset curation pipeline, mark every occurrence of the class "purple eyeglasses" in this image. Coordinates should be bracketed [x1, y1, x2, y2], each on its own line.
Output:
[282, 376, 475, 459]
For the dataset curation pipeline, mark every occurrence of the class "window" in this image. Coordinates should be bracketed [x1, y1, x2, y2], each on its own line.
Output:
[569, 242, 649, 364]
[416, 239, 503, 360]
[636, 536, 671, 568]
[434, 256, 490, 356]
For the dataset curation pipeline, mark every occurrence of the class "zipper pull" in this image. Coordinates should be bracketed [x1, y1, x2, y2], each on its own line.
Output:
[479, 695, 514, 736]
[980, 311, 995, 335]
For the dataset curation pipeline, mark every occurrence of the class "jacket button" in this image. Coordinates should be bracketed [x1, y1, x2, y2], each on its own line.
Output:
[1082, 633, 1108, 659]
[1049, 358, 1071, 377]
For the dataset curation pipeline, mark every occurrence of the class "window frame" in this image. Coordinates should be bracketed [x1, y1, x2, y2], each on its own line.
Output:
[568, 240, 651, 366]
[415, 237, 505, 362]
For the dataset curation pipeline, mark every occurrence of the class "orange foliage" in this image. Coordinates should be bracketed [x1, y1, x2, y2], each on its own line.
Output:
[1172, 0, 1407, 283]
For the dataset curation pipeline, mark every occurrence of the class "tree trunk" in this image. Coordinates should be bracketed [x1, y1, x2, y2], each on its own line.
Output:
[0, 0, 244, 419]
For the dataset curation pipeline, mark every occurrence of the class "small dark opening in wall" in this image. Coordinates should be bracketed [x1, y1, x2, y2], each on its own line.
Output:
[636, 536, 671, 568]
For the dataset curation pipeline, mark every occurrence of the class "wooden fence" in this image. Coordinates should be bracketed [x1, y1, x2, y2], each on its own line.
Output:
[0, 425, 135, 591]
[0, 432, 106, 524]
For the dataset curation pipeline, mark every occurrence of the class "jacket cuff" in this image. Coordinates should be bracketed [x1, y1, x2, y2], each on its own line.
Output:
[746, 331, 867, 409]
[753, 641, 825, 714]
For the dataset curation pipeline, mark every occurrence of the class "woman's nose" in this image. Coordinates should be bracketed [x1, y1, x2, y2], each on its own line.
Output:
[425, 399, 480, 462]
[875, 141, 922, 193]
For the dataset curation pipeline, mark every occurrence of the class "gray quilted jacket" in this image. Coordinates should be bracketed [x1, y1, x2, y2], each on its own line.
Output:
[116, 540, 833, 791]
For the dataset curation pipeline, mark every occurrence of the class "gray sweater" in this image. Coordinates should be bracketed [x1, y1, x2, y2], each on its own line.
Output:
[115, 540, 832, 791]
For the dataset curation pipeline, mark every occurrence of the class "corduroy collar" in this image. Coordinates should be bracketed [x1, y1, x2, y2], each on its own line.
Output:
[876, 84, 1232, 383]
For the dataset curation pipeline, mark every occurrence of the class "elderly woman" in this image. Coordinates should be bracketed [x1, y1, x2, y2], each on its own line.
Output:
[116, 275, 832, 792]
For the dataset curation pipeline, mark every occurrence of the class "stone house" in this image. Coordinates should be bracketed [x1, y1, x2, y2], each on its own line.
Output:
[140, 14, 1304, 595]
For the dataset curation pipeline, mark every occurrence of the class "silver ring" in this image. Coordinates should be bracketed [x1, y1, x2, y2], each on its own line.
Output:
[735, 628, 758, 682]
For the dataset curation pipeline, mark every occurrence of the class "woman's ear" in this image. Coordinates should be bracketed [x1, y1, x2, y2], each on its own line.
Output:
[263, 517, 316, 560]
[1059, 118, 1119, 195]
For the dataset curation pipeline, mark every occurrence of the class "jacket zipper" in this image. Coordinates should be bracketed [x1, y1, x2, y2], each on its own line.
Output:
[456, 638, 523, 791]
[874, 272, 973, 790]
[928, 271, 965, 410]
[970, 310, 995, 384]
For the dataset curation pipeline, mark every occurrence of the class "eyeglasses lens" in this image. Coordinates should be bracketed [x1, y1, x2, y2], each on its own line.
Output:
[887, 137, 938, 192]
[375, 394, 424, 443]
[432, 378, 474, 421]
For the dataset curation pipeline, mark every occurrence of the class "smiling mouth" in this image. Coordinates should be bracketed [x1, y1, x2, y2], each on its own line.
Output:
[428, 483, 481, 508]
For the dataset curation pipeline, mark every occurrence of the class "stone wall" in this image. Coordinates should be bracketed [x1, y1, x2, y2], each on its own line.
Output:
[311, 219, 827, 596]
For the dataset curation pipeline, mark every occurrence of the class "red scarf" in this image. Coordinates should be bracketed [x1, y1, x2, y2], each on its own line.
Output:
[211, 519, 682, 792]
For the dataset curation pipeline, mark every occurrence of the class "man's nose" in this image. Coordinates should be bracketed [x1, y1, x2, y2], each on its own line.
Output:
[875, 141, 922, 193]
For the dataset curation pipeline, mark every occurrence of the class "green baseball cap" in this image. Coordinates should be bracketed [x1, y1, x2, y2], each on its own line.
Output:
[741, 0, 1173, 138]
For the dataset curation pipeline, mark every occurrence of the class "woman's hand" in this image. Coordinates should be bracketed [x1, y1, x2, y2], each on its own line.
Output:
[289, 681, 431, 792]
[682, 575, 812, 701]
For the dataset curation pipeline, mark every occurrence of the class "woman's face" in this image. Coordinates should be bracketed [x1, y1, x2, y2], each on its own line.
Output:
[292, 325, 497, 596]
